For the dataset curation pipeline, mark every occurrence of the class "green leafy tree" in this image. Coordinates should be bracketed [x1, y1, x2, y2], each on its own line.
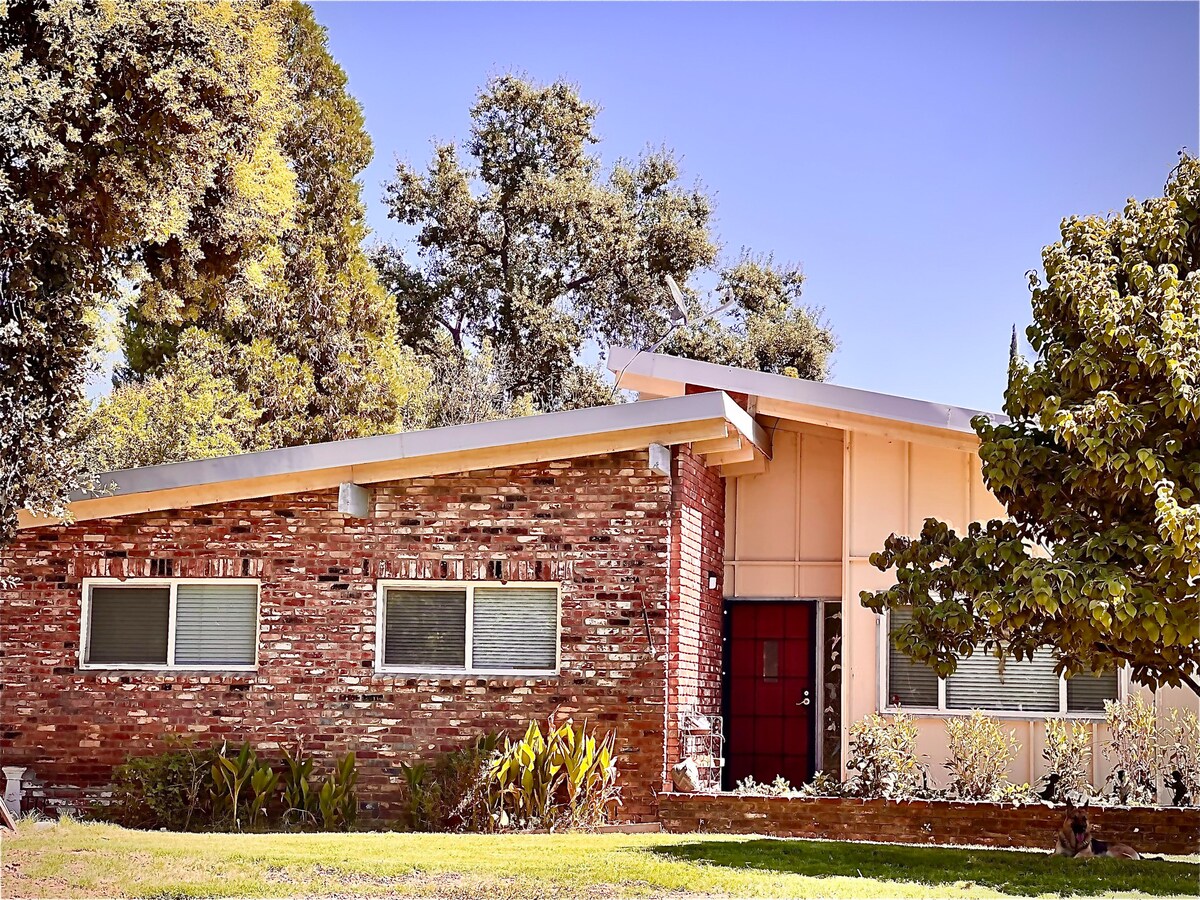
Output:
[375, 75, 835, 413]
[0, 1, 294, 543]
[80, 332, 262, 473]
[118, 2, 421, 450]
[664, 255, 836, 378]
[862, 155, 1200, 696]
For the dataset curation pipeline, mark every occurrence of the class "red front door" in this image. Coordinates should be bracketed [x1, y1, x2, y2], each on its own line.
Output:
[726, 601, 817, 788]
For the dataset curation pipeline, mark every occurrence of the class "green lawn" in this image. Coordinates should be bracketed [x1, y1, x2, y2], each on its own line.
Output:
[3, 819, 1197, 900]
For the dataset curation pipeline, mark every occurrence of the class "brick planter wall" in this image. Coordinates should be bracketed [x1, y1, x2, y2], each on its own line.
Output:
[0, 450, 720, 823]
[660, 793, 1200, 856]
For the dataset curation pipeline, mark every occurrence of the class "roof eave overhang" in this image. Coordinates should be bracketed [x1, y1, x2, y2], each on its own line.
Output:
[18, 391, 769, 529]
[609, 346, 1004, 446]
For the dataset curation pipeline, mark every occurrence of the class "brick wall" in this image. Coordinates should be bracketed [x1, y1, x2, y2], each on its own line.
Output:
[0, 451, 696, 822]
[660, 793, 1200, 855]
[665, 446, 726, 779]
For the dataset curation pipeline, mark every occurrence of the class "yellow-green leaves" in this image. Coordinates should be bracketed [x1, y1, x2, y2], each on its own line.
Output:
[862, 155, 1200, 697]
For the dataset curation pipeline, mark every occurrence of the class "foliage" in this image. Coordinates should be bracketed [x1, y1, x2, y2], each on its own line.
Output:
[844, 712, 927, 800]
[316, 752, 359, 832]
[78, 331, 262, 472]
[211, 742, 266, 831]
[102, 738, 216, 831]
[98, 739, 355, 832]
[280, 744, 320, 827]
[0, 0, 294, 544]
[93, 1, 426, 470]
[407, 338, 534, 430]
[478, 716, 620, 830]
[1041, 719, 1093, 803]
[733, 775, 795, 797]
[861, 155, 1200, 696]
[1103, 696, 1158, 805]
[399, 733, 501, 832]
[943, 712, 1017, 800]
[796, 770, 847, 798]
[374, 74, 835, 415]
[663, 255, 836, 379]
[1160, 708, 1199, 806]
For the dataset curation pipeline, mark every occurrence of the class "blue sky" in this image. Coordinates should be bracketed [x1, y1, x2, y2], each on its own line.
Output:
[312, 1, 1197, 412]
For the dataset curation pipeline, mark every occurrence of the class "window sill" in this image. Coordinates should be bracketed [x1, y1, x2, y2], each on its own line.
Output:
[375, 668, 561, 678]
[882, 706, 1108, 721]
[77, 665, 258, 674]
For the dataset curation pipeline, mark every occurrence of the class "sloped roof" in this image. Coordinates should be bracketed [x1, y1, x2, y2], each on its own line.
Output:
[608, 347, 1006, 436]
[19, 391, 767, 528]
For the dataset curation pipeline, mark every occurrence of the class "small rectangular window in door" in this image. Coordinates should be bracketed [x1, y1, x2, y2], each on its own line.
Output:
[762, 639, 779, 682]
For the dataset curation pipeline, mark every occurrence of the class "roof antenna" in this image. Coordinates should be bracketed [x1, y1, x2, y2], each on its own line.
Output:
[608, 275, 739, 400]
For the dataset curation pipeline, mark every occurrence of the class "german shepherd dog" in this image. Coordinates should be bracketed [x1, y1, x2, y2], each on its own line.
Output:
[1054, 802, 1141, 859]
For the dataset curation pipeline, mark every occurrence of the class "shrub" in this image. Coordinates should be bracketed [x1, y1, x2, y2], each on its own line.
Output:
[98, 738, 356, 832]
[1104, 697, 1158, 805]
[1042, 719, 1093, 803]
[316, 752, 359, 831]
[796, 770, 845, 798]
[101, 737, 216, 830]
[1160, 708, 1199, 807]
[844, 712, 926, 799]
[477, 716, 620, 830]
[733, 775, 794, 796]
[399, 733, 500, 831]
[211, 741, 274, 831]
[280, 744, 320, 827]
[944, 711, 1017, 800]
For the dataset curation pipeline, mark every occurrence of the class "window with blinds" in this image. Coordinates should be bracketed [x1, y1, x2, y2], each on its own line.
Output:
[884, 609, 1119, 715]
[84, 581, 258, 669]
[887, 607, 939, 707]
[379, 583, 560, 673]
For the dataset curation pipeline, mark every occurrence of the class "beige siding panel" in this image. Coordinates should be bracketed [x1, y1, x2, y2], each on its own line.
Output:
[969, 453, 1007, 522]
[733, 430, 798, 562]
[799, 432, 844, 563]
[847, 433, 906, 559]
[797, 564, 841, 598]
[732, 564, 800, 597]
[908, 443, 970, 535]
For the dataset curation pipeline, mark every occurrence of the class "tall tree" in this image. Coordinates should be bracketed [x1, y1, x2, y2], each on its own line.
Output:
[862, 155, 1200, 695]
[0, 1, 295, 543]
[114, 1, 423, 455]
[664, 255, 836, 378]
[375, 75, 835, 414]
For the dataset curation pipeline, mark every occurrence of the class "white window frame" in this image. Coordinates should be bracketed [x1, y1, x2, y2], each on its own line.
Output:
[875, 610, 1126, 720]
[80, 577, 261, 672]
[375, 580, 562, 676]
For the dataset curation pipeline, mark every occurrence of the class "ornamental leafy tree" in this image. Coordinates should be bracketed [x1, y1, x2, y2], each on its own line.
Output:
[374, 75, 835, 413]
[117, 2, 423, 451]
[862, 155, 1200, 696]
[0, 1, 293, 544]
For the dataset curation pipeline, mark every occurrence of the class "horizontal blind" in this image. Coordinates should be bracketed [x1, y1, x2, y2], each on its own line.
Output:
[947, 647, 1060, 712]
[887, 607, 939, 707]
[174, 584, 258, 666]
[385, 589, 466, 668]
[88, 587, 170, 665]
[472, 587, 558, 670]
[1067, 669, 1119, 712]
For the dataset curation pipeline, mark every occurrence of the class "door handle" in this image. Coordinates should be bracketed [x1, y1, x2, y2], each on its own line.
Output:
[797, 690, 811, 707]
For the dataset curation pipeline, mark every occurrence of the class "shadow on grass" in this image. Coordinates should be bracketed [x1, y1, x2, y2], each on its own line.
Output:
[653, 839, 1200, 897]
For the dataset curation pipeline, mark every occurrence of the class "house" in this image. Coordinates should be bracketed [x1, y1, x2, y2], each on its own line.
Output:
[2, 350, 1194, 820]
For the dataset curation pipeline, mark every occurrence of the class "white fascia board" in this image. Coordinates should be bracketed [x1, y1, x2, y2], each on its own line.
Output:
[76, 392, 753, 502]
[607, 346, 1006, 435]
